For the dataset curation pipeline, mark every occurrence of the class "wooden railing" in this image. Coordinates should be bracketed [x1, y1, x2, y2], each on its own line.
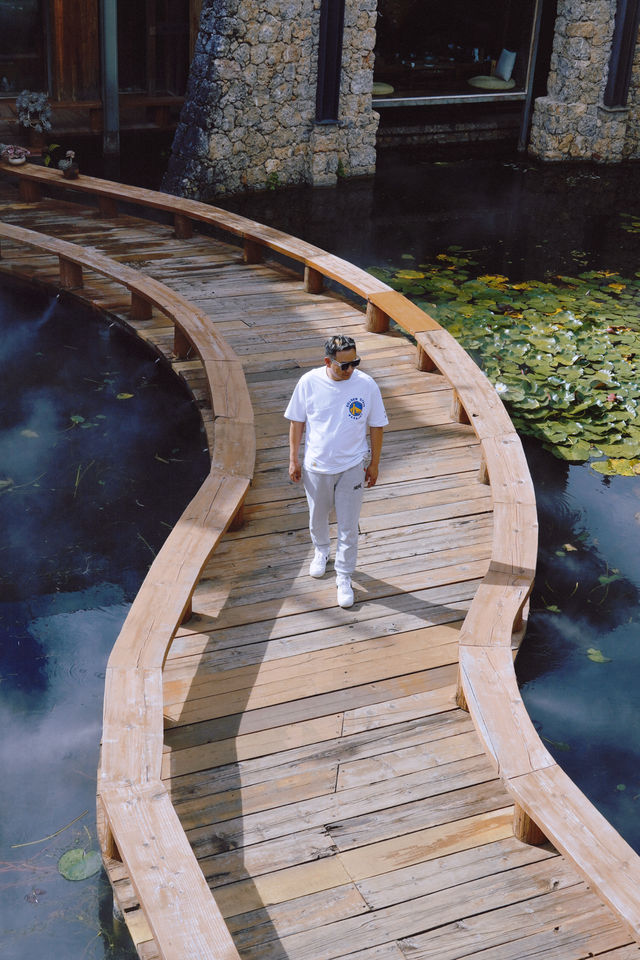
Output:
[4, 164, 640, 948]
[0, 217, 251, 960]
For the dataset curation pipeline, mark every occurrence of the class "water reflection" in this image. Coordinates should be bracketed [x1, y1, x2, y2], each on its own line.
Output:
[0, 277, 209, 958]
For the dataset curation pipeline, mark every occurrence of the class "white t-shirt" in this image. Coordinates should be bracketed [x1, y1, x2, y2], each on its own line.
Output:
[285, 366, 388, 473]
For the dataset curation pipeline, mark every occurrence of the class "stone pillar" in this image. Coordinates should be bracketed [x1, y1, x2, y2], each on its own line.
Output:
[529, 0, 640, 161]
[163, 0, 379, 198]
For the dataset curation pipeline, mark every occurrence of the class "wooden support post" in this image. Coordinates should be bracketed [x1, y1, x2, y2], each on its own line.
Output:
[478, 453, 490, 485]
[97, 797, 122, 862]
[174, 213, 192, 240]
[366, 301, 390, 333]
[19, 180, 41, 203]
[59, 257, 83, 289]
[173, 325, 191, 359]
[181, 595, 193, 623]
[304, 265, 324, 294]
[455, 668, 469, 711]
[416, 344, 438, 372]
[243, 238, 263, 264]
[130, 291, 152, 322]
[513, 803, 547, 845]
[228, 500, 246, 531]
[451, 391, 471, 424]
[98, 195, 119, 218]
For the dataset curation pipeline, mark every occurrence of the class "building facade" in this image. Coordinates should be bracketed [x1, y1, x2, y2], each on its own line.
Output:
[163, 0, 380, 197]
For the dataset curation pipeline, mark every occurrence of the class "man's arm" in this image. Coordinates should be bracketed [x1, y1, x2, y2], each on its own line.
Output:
[365, 426, 384, 487]
[289, 420, 305, 482]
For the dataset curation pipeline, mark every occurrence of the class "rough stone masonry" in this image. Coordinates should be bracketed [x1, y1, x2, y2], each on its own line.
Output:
[530, 0, 640, 162]
[163, 0, 380, 198]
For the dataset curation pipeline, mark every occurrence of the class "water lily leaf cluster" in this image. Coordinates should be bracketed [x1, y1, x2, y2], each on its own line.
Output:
[369, 253, 640, 474]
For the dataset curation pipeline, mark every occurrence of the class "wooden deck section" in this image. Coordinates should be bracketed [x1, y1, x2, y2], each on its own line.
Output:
[1, 167, 640, 960]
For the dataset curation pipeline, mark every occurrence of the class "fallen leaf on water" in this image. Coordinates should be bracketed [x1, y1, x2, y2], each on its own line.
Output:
[587, 648, 612, 663]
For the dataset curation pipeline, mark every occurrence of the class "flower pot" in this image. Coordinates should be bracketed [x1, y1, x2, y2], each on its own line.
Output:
[62, 164, 79, 179]
[27, 129, 46, 150]
[7, 157, 26, 165]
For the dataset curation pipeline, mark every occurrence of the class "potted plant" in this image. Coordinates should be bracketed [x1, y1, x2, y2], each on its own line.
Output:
[15, 90, 52, 148]
[16, 90, 52, 132]
[42, 143, 62, 168]
[58, 149, 79, 179]
[0, 144, 30, 165]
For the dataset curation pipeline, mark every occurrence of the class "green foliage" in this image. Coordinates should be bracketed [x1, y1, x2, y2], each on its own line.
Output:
[370, 252, 640, 475]
[266, 171, 280, 191]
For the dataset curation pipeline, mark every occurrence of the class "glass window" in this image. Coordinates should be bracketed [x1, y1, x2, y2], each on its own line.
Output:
[374, 0, 537, 100]
[118, 0, 189, 95]
[0, 0, 46, 94]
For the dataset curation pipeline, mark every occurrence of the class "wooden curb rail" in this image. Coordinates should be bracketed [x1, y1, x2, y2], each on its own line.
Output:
[3, 164, 640, 949]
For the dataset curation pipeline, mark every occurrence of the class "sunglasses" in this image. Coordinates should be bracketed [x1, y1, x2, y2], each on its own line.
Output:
[332, 357, 361, 371]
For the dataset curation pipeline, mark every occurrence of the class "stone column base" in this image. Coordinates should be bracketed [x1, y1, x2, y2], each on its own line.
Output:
[529, 95, 629, 162]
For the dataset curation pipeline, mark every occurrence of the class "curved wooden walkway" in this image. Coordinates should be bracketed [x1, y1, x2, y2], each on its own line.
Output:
[1, 166, 640, 960]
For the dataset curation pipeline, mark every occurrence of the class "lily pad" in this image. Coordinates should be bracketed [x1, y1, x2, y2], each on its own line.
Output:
[377, 248, 640, 471]
[587, 648, 612, 663]
[58, 848, 102, 881]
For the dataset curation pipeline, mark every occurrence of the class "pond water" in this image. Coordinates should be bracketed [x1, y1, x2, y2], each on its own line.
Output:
[221, 147, 640, 851]
[0, 277, 209, 959]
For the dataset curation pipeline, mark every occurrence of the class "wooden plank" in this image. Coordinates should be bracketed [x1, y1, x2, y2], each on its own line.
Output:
[101, 782, 241, 960]
[342, 809, 517, 885]
[415, 328, 515, 439]
[165, 665, 458, 752]
[368, 290, 442, 334]
[243, 859, 583, 960]
[481, 432, 536, 504]
[162, 714, 343, 778]
[394, 884, 629, 960]
[226, 884, 371, 951]
[458, 646, 554, 780]
[509, 764, 640, 940]
[100, 667, 164, 783]
[213, 857, 353, 918]
[328, 779, 512, 852]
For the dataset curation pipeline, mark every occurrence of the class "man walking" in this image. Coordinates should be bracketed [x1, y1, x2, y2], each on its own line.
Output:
[285, 334, 388, 608]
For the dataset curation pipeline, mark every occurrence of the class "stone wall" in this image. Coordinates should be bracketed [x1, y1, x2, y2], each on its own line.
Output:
[530, 0, 640, 161]
[163, 0, 379, 198]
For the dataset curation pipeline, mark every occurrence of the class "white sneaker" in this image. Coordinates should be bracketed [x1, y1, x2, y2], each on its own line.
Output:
[309, 549, 329, 578]
[336, 574, 354, 608]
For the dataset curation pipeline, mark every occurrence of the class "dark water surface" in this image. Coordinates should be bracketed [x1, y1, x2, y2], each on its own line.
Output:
[0, 278, 209, 958]
[221, 148, 640, 850]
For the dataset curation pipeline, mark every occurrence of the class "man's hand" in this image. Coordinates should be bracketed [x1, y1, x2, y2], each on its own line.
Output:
[289, 459, 302, 482]
[366, 426, 383, 488]
[365, 463, 378, 487]
[288, 420, 305, 482]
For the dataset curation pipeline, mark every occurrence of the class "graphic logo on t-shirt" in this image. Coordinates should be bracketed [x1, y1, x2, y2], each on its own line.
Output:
[347, 397, 365, 420]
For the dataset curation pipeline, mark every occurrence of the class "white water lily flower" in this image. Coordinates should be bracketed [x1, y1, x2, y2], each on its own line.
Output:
[495, 382, 508, 395]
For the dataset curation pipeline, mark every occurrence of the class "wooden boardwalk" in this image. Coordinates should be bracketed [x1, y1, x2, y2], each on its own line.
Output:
[1, 171, 639, 960]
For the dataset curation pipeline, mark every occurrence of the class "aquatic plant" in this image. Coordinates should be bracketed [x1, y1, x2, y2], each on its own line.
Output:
[369, 251, 640, 475]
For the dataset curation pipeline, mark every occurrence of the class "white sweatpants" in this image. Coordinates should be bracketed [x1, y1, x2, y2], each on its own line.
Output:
[302, 460, 366, 575]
